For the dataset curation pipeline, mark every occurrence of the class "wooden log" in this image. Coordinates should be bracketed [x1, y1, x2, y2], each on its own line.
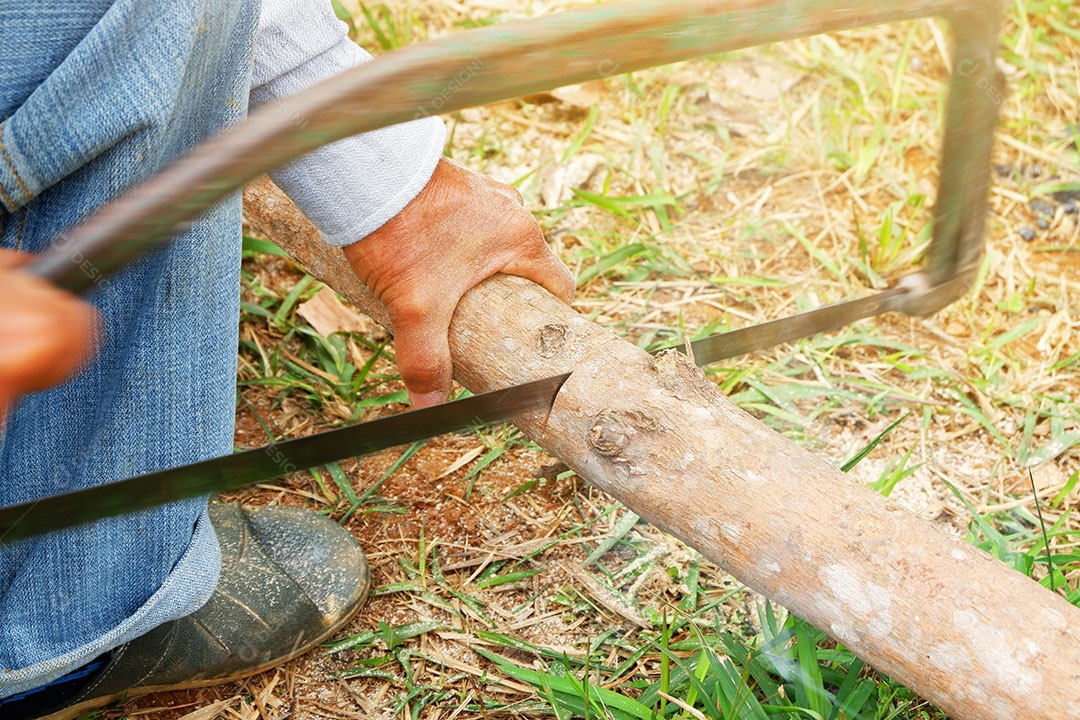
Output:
[243, 178, 1080, 720]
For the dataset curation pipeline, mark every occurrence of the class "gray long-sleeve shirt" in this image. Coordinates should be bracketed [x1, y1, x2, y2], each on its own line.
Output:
[250, 0, 446, 247]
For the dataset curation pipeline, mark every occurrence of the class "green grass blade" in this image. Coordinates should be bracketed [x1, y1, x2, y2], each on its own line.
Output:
[839, 412, 909, 472]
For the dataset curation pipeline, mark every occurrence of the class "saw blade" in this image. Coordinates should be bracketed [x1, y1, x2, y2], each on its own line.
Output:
[682, 286, 908, 366]
[0, 285, 907, 544]
[0, 374, 567, 544]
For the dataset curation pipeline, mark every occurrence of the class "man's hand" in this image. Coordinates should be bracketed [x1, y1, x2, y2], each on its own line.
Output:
[343, 158, 575, 408]
[0, 250, 98, 418]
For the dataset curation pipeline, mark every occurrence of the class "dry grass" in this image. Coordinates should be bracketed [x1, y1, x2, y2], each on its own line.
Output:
[111, 1, 1078, 718]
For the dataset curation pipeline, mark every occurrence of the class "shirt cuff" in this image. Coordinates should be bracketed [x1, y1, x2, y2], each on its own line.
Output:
[267, 116, 445, 246]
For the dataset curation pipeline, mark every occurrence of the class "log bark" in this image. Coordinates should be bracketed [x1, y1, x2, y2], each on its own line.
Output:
[243, 178, 1080, 720]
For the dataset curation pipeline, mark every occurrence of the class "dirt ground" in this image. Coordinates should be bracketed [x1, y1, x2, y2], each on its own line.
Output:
[113, 1, 1078, 718]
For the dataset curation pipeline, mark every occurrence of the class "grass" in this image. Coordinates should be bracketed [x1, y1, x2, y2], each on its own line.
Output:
[237, 237, 408, 425]
[480, 603, 950, 720]
[116, 0, 1080, 717]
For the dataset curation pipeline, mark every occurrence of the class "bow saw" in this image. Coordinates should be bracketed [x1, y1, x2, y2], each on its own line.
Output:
[0, 0, 1003, 542]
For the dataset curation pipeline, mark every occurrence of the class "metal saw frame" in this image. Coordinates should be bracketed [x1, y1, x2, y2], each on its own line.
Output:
[29, 0, 1005, 328]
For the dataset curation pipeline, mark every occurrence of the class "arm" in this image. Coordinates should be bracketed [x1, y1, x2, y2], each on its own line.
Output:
[250, 0, 446, 245]
[251, 0, 574, 407]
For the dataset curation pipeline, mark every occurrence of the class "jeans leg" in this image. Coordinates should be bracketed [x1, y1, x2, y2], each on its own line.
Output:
[0, 0, 260, 698]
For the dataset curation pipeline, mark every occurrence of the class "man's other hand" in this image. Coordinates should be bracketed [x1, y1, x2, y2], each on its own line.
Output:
[0, 250, 98, 419]
[343, 158, 575, 408]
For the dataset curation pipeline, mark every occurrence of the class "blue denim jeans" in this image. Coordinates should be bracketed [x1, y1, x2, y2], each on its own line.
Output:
[0, 0, 260, 697]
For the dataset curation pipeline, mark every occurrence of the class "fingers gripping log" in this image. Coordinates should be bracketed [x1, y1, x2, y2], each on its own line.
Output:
[243, 180, 1080, 720]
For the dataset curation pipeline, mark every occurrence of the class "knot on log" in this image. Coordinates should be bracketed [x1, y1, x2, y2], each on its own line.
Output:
[587, 410, 658, 460]
[537, 323, 570, 358]
[587, 411, 631, 456]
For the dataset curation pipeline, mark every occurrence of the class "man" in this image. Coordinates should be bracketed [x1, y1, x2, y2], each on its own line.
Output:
[0, 0, 574, 717]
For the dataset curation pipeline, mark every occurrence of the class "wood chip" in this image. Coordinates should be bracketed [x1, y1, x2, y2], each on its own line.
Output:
[297, 286, 373, 336]
[175, 697, 242, 720]
[437, 445, 485, 479]
[563, 562, 650, 629]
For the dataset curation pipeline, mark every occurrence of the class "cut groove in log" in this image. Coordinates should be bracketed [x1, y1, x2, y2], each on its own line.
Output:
[243, 179, 1080, 720]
